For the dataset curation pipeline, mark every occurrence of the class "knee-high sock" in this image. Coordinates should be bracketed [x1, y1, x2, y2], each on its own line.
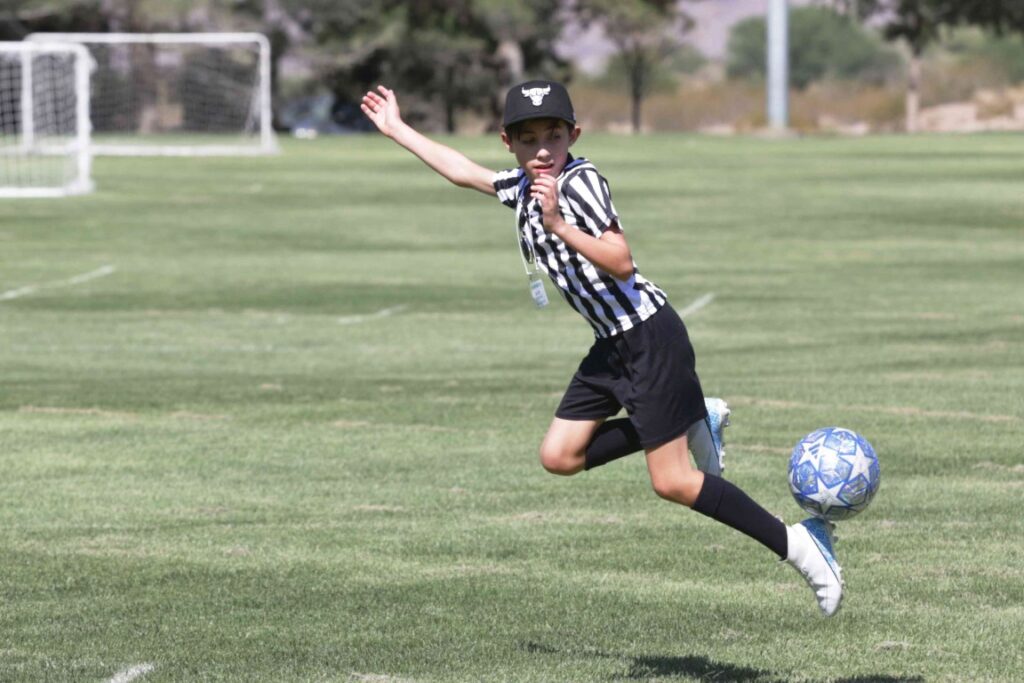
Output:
[692, 474, 788, 559]
[584, 418, 642, 470]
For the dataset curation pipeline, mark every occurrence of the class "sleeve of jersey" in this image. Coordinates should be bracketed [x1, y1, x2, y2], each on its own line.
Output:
[562, 168, 620, 235]
[492, 168, 523, 209]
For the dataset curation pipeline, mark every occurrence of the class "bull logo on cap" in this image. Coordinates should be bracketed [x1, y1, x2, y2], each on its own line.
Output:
[521, 86, 551, 106]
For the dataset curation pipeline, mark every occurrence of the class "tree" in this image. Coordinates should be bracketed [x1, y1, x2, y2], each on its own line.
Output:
[3, 0, 571, 133]
[472, 0, 569, 127]
[574, 0, 692, 133]
[727, 6, 899, 90]
[0, 0, 178, 38]
[838, 0, 1024, 33]
[833, 1, 1024, 130]
[277, 0, 567, 133]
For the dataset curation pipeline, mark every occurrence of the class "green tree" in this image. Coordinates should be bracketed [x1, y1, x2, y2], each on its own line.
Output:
[0, 0, 202, 37]
[472, 0, 569, 126]
[836, 0, 1024, 33]
[2, 0, 569, 133]
[832, 1, 1024, 130]
[595, 42, 705, 96]
[384, 14, 495, 134]
[278, 0, 566, 133]
[727, 6, 899, 89]
[574, 0, 692, 133]
[947, 29, 1024, 83]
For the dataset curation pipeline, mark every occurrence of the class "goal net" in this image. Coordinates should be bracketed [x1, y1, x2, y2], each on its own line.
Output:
[0, 42, 92, 198]
[27, 33, 277, 156]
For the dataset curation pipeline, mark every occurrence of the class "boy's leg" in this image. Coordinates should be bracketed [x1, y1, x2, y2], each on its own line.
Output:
[644, 433, 786, 556]
[539, 416, 606, 475]
[645, 433, 843, 616]
[585, 398, 730, 473]
[582, 417, 640, 470]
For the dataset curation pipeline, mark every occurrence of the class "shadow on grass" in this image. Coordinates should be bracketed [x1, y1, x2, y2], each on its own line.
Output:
[625, 653, 774, 681]
[521, 641, 924, 682]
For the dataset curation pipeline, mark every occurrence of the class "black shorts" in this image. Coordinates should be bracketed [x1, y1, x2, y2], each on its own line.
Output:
[555, 304, 707, 449]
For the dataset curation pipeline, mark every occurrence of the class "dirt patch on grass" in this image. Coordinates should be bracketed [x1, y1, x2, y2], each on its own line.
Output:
[506, 511, 624, 525]
[18, 405, 137, 419]
[973, 461, 1024, 474]
[332, 420, 373, 429]
[741, 444, 790, 455]
[421, 562, 514, 579]
[729, 396, 804, 410]
[729, 396, 1020, 423]
[352, 504, 406, 513]
[876, 405, 1017, 423]
[330, 419, 461, 433]
[170, 411, 229, 421]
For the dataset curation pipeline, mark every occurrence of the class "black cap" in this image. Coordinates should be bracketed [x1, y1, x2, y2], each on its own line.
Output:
[502, 80, 575, 129]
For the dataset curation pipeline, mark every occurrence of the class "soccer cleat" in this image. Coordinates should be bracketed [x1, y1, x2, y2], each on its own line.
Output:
[705, 397, 730, 470]
[689, 398, 731, 475]
[785, 517, 844, 616]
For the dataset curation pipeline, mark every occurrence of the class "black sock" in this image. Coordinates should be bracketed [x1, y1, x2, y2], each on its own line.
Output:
[692, 474, 788, 559]
[584, 418, 643, 470]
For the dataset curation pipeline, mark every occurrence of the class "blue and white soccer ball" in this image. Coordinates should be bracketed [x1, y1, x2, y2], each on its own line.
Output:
[788, 427, 880, 522]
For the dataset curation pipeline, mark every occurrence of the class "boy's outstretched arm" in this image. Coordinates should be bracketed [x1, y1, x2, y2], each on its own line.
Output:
[361, 86, 496, 196]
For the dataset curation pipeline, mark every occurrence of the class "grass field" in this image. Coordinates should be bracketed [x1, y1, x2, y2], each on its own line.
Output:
[1, 133, 1023, 682]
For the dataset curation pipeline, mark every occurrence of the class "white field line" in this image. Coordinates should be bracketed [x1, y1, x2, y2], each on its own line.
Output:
[0, 265, 116, 302]
[678, 292, 715, 319]
[337, 304, 407, 325]
[107, 663, 155, 683]
[67, 265, 116, 284]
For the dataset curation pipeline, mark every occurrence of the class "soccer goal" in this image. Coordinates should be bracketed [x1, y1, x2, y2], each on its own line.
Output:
[27, 32, 277, 156]
[0, 42, 92, 198]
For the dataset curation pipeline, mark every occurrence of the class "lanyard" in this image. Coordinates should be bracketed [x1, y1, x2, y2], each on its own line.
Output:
[516, 198, 543, 277]
[516, 195, 548, 307]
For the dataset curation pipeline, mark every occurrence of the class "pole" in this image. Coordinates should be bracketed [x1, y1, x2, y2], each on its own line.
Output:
[21, 47, 35, 151]
[767, 0, 789, 131]
[74, 44, 93, 193]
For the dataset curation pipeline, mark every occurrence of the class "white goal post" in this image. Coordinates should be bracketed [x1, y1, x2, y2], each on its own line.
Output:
[27, 32, 277, 156]
[0, 42, 92, 198]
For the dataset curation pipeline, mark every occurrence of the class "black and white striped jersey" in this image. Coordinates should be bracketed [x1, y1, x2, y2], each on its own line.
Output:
[493, 156, 667, 338]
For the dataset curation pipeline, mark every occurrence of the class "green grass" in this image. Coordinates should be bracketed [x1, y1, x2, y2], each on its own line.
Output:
[1, 133, 1023, 682]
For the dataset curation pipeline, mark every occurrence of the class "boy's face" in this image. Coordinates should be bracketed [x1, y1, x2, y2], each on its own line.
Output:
[501, 118, 581, 181]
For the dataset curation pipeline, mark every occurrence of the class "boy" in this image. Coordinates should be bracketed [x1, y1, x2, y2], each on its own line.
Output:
[361, 80, 843, 616]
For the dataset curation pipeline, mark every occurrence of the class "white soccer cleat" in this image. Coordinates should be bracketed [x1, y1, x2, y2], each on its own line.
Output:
[705, 397, 730, 470]
[785, 517, 844, 617]
[688, 398, 731, 476]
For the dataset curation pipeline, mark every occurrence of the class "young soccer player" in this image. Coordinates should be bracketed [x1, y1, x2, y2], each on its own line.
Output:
[361, 80, 844, 615]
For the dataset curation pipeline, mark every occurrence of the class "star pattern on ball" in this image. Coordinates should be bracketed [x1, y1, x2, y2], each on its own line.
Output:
[847, 445, 875, 482]
[814, 477, 849, 516]
[796, 433, 825, 466]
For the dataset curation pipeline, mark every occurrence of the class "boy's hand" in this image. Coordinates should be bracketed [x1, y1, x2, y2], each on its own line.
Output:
[361, 85, 403, 138]
[530, 175, 565, 233]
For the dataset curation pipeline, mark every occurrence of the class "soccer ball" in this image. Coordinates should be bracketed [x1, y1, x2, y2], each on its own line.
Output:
[788, 427, 880, 521]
